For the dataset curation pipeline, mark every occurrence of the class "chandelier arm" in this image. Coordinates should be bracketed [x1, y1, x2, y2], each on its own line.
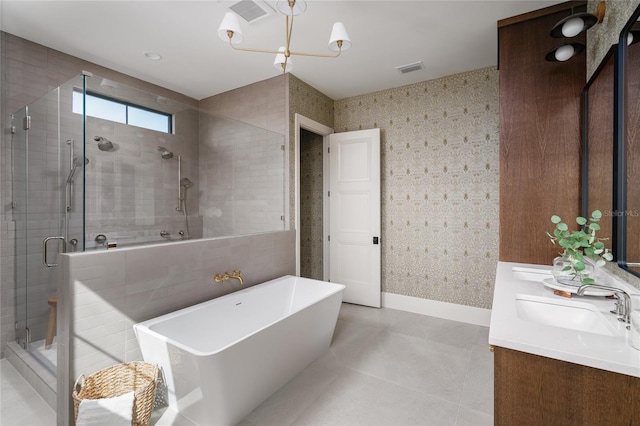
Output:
[228, 41, 282, 55]
[289, 49, 342, 58]
[227, 43, 342, 58]
[229, 42, 342, 58]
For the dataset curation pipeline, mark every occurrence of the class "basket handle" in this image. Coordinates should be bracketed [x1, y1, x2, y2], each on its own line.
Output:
[73, 375, 85, 394]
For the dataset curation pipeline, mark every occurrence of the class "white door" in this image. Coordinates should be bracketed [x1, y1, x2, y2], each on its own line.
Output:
[329, 128, 381, 307]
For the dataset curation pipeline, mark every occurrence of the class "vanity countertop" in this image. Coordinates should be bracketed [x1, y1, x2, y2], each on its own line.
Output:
[489, 261, 640, 378]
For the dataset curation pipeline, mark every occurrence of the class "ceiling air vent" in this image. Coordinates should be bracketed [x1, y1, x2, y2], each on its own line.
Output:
[229, 0, 275, 23]
[395, 61, 425, 74]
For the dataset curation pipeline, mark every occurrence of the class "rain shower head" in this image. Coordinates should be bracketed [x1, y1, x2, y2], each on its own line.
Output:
[157, 146, 174, 159]
[180, 177, 193, 188]
[94, 136, 114, 152]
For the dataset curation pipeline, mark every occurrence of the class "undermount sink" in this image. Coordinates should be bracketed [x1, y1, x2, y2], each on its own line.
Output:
[515, 294, 620, 337]
[512, 267, 553, 283]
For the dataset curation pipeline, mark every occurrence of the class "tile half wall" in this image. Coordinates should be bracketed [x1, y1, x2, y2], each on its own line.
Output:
[57, 230, 295, 425]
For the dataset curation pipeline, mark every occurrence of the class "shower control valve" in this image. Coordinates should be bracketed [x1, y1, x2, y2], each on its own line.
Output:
[95, 234, 107, 246]
[214, 273, 229, 283]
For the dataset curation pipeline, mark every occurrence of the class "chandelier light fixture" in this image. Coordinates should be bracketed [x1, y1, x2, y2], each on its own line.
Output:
[217, 0, 351, 73]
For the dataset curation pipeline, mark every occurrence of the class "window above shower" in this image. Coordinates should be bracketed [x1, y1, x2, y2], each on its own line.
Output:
[72, 89, 172, 133]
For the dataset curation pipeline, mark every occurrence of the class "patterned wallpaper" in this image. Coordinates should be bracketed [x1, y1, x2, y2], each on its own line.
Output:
[288, 75, 335, 229]
[299, 128, 324, 281]
[333, 68, 500, 309]
[587, 0, 640, 80]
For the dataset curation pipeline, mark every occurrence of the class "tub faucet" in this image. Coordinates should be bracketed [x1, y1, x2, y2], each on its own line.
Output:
[214, 270, 244, 285]
[576, 284, 631, 326]
[229, 270, 244, 285]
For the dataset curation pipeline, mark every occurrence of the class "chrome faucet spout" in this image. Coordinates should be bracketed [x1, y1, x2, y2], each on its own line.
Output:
[577, 284, 631, 325]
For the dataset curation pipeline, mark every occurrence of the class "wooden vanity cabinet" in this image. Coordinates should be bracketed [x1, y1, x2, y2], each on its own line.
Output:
[494, 346, 640, 425]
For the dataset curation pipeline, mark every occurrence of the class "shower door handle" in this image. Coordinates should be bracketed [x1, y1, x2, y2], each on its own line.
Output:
[43, 236, 67, 267]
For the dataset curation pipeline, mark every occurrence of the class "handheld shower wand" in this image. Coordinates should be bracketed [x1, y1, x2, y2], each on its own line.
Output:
[179, 177, 193, 239]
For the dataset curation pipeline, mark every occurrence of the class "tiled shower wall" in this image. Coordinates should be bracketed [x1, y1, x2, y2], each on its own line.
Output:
[0, 32, 199, 358]
[82, 79, 286, 244]
[188, 75, 336, 282]
[198, 113, 285, 237]
[68, 78, 204, 251]
[9, 74, 203, 351]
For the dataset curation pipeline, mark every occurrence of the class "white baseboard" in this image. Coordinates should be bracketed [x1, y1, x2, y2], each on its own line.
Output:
[381, 292, 492, 327]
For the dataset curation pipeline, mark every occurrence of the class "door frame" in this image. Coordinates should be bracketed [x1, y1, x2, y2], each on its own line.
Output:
[294, 113, 333, 278]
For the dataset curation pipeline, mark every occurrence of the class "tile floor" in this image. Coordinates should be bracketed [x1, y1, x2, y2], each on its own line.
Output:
[0, 358, 56, 425]
[1, 303, 493, 426]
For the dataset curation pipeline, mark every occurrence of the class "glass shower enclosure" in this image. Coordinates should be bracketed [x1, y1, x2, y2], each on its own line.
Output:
[10, 72, 285, 376]
[11, 74, 86, 374]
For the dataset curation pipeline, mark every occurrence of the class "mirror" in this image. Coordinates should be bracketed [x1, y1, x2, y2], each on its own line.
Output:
[621, 4, 640, 275]
[583, 46, 615, 252]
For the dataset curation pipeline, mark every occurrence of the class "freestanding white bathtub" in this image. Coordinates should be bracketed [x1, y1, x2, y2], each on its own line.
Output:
[133, 275, 345, 425]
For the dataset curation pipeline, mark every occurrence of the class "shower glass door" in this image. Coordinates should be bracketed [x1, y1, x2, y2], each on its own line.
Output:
[11, 74, 86, 374]
[12, 106, 28, 348]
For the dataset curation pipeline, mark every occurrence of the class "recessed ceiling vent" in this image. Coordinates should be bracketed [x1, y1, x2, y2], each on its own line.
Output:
[229, 0, 275, 23]
[395, 61, 424, 74]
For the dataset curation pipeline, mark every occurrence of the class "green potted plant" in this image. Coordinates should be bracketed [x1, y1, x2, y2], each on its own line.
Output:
[546, 210, 613, 285]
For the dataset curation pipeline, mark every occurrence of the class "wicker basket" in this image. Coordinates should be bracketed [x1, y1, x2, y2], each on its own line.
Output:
[72, 362, 158, 426]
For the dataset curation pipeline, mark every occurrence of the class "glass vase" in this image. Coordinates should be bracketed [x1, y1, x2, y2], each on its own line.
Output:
[552, 254, 594, 287]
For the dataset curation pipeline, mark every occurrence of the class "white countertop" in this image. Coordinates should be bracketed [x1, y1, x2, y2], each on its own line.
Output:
[489, 261, 640, 377]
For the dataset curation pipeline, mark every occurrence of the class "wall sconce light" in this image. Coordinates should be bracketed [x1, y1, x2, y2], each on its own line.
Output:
[545, 2, 606, 62]
[550, 2, 606, 38]
[545, 42, 585, 62]
[627, 22, 640, 46]
[217, 0, 351, 74]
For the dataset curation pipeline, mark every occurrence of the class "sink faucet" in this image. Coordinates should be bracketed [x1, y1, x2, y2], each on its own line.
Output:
[576, 284, 631, 326]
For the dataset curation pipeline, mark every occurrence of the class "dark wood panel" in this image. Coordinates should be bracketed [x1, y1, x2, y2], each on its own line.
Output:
[494, 347, 640, 425]
[499, 8, 586, 264]
[497, 1, 585, 30]
[587, 49, 615, 246]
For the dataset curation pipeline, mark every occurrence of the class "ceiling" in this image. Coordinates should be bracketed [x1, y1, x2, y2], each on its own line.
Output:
[0, 0, 564, 101]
